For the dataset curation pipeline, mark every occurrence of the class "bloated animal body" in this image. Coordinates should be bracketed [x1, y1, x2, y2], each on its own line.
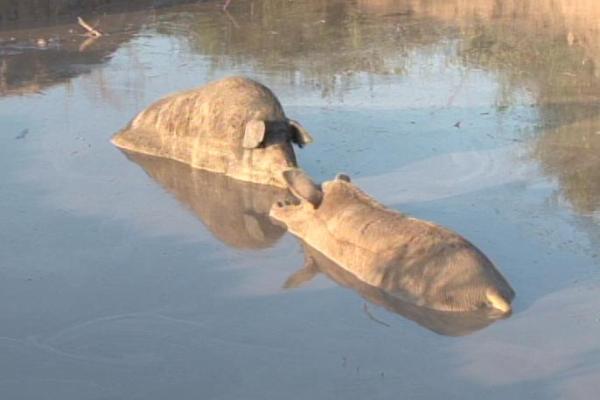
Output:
[270, 170, 515, 314]
[112, 76, 312, 187]
[285, 242, 505, 336]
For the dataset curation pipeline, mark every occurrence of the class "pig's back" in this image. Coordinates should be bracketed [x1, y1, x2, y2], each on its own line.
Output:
[112, 77, 286, 167]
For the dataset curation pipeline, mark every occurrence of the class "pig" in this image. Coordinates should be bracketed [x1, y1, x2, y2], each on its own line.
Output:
[270, 169, 515, 314]
[111, 76, 313, 187]
[284, 241, 506, 336]
[122, 151, 287, 249]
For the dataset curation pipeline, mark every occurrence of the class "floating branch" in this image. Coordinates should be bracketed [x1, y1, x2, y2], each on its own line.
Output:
[77, 17, 103, 37]
[79, 35, 99, 52]
[363, 303, 391, 328]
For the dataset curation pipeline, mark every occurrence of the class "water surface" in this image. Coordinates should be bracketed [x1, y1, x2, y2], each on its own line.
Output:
[2, 1, 600, 399]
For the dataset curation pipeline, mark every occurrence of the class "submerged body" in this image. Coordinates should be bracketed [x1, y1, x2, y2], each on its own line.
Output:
[285, 242, 505, 336]
[112, 76, 312, 187]
[270, 171, 515, 313]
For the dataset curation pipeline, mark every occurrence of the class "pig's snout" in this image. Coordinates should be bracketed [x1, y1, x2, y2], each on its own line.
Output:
[268, 142, 297, 168]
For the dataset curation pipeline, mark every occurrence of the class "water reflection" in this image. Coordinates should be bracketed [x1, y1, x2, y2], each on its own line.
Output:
[0, 33, 128, 96]
[120, 149, 505, 335]
[0, 0, 111, 23]
[285, 241, 502, 336]
[3, 1, 600, 397]
[3, 0, 598, 253]
[173, 0, 600, 213]
[0, 0, 197, 96]
[0, 0, 196, 23]
[174, 0, 600, 100]
[121, 151, 286, 249]
[4, 0, 600, 105]
[176, 0, 444, 97]
[534, 116, 600, 215]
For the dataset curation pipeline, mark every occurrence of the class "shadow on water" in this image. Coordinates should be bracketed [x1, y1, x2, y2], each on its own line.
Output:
[285, 241, 506, 337]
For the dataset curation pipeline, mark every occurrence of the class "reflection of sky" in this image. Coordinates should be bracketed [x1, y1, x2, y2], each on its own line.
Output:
[457, 283, 600, 398]
[358, 145, 537, 204]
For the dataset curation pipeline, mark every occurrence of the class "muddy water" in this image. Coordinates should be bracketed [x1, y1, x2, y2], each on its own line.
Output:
[2, 0, 600, 398]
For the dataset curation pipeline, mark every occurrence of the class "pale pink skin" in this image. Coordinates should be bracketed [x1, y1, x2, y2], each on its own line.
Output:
[112, 76, 312, 187]
[270, 172, 515, 314]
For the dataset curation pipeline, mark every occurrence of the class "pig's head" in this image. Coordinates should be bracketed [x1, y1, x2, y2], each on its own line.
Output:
[268, 168, 328, 233]
[271, 169, 515, 315]
[239, 118, 313, 188]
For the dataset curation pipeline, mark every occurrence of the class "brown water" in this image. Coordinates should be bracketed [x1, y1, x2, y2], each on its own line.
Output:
[2, 0, 600, 398]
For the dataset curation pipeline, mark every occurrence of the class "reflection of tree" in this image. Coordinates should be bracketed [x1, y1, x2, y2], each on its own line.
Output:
[0, 0, 197, 96]
[443, 0, 600, 213]
[0, 0, 112, 23]
[534, 117, 600, 214]
[0, 0, 193, 24]
[0, 39, 125, 96]
[458, 6, 600, 114]
[173, 0, 449, 97]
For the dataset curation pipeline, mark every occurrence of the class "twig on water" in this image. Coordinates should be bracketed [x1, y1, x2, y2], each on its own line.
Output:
[223, 9, 240, 29]
[77, 17, 103, 37]
[79, 35, 99, 52]
[223, 0, 232, 11]
[363, 303, 391, 327]
[15, 129, 29, 140]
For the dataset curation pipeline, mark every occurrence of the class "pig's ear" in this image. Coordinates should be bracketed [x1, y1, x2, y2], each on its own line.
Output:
[282, 169, 323, 208]
[243, 119, 266, 149]
[335, 173, 351, 183]
[288, 119, 313, 148]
